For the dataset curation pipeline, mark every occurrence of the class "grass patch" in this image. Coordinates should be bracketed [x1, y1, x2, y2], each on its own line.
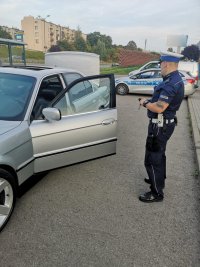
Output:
[0, 44, 44, 63]
[26, 50, 44, 60]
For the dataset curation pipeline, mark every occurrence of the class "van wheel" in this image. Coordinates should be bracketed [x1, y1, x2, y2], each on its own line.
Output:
[0, 169, 16, 232]
[116, 84, 129, 95]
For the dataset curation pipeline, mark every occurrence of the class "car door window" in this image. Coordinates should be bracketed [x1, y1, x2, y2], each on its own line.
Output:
[54, 77, 111, 116]
[152, 71, 162, 78]
[137, 71, 154, 79]
[68, 80, 93, 102]
[143, 63, 160, 70]
[63, 72, 83, 85]
[31, 75, 63, 120]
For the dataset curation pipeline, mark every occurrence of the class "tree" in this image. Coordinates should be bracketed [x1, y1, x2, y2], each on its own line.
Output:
[182, 45, 200, 62]
[48, 45, 61, 52]
[99, 34, 112, 49]
[0, 26, 12, 39]
[126, 41, 137, 50]
[94, 39, 107, 60]
[74, 27, 87, 51]
[87, 32, 112, 49]
[108, 47, 120, 62]
[87, 32, 101, 47]
[57, 39, 75, 51]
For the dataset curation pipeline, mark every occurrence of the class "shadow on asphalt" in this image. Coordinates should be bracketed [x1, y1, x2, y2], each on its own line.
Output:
[18, 172, 49, 197]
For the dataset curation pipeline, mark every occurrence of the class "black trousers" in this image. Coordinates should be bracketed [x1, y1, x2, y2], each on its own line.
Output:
[144, 121, 175, 196]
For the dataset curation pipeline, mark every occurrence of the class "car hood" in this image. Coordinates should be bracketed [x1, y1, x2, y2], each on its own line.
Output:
[0, 120, 22, 135]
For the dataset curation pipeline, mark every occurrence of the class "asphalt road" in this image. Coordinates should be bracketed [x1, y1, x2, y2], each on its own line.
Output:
[0, 95, 200, 267]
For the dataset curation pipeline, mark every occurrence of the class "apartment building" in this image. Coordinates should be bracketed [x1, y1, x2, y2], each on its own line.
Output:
[21, 16, 87, 52]
[1, 25, 24, 41]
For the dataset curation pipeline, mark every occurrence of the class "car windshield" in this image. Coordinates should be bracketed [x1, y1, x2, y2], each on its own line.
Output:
[0, 73, 36, 121]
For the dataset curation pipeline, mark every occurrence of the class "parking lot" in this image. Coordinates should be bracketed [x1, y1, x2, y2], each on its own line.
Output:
[0, 95, 200, 267]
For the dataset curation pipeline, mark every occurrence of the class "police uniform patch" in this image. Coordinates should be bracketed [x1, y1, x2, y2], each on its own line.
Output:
[160, 95, 168, 99]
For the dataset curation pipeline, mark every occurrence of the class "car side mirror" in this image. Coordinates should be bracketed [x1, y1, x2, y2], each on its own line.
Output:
[42, 107, 61, 121]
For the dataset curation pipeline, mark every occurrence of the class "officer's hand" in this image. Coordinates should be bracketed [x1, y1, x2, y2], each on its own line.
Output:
[138, 97, 147, 106]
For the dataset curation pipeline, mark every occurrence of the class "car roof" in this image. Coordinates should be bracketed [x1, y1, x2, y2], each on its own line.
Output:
[134, 68, 161, 74]
[144, 60, 159, 64]
[0, 66, 83, 79]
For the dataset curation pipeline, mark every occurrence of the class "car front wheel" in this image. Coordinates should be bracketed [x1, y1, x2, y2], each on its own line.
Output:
[116, 84, 129, 95]
[0, 169, 16, 232]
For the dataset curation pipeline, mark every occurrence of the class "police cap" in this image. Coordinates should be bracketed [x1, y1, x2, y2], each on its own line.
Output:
[160, 51, 183, 63]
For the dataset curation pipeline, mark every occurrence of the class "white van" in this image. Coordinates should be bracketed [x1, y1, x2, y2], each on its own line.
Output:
[178, 61, 199, 80]
[129, 60, 199, 87]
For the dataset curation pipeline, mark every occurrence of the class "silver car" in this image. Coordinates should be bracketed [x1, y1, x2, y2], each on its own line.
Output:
[115, 68, 196, 97]
[0, 66, 117, 231]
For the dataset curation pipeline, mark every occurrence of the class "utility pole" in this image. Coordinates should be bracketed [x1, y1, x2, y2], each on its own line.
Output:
[144, 39, 147, 51]
[177, 46, 181, 53]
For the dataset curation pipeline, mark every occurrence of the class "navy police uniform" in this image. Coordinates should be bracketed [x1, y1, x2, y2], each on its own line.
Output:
[145, 70, 184, 197]
[140, 52, 184, 201]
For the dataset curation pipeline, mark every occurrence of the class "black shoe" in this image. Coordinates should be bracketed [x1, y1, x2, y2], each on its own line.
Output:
[144, 177, 151, 184]
[139, 191, 163, 203]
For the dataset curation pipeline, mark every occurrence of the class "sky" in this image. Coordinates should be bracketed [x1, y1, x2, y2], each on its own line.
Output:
[0, 0, 199, 52]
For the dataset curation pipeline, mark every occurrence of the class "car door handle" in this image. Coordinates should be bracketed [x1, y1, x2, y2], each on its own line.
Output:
[102, 119, 115, 125]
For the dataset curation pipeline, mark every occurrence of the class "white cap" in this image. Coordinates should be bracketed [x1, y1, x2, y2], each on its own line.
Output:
[160, 51, 184, 62]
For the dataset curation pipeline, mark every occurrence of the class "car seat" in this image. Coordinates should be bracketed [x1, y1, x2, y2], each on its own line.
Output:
[31, 89, 57, 120]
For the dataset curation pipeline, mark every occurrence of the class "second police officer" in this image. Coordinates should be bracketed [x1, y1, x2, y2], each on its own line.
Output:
[138, 51, 184, 202]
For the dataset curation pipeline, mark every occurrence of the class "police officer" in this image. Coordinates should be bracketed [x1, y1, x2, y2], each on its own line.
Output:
[138, 51, 184, 202]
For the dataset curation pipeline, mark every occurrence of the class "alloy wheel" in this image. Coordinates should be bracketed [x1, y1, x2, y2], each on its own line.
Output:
[0, 178, 14, 230]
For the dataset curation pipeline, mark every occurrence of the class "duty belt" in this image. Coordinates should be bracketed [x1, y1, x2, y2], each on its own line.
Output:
[150, 118, 175, 124]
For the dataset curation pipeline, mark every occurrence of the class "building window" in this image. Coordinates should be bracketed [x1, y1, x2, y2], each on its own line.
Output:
[35, 26, 38, 30]
[35, 39, 39, 44]
[35, 32, 39, 37]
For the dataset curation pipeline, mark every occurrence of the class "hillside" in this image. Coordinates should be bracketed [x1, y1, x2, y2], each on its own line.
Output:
[0, 45, 44, 64]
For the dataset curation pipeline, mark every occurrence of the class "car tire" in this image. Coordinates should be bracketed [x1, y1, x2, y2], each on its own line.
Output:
[116, 84, 129, 95]
[0, 169, 16, 232]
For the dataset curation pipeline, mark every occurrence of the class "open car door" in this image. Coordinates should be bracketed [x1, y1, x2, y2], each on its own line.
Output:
[30, 74, 117, 172]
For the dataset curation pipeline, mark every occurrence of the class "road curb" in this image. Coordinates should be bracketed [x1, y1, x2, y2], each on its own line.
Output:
[188, 95, 200, 174]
